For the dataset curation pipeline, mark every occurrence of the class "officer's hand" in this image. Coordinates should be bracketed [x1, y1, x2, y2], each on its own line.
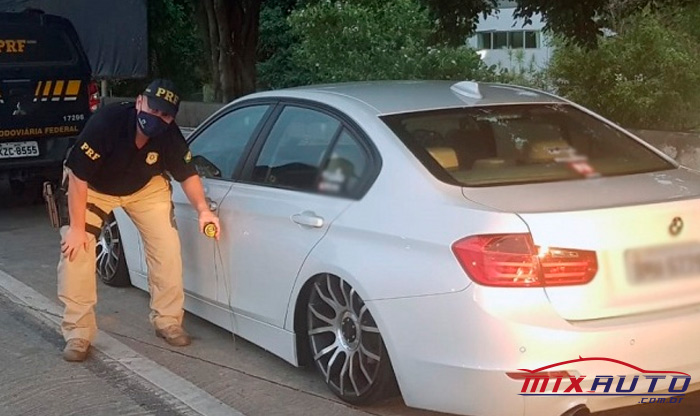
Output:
[198, 210, 220, 240]
[61, 226, 88, 262]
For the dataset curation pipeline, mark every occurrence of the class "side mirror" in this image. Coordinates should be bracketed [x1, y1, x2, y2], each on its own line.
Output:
[191, 155, 221, 178]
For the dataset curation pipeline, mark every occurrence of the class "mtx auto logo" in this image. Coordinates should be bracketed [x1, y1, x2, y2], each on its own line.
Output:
[507, 357, 691, 405]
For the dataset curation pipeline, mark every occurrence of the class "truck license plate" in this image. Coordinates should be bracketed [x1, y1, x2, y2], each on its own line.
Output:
[0, 141, 40, 159]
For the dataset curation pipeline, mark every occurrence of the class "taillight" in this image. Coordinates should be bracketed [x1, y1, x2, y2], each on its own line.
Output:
[88, 81, 100, 112]
[452, 234, 597, 287]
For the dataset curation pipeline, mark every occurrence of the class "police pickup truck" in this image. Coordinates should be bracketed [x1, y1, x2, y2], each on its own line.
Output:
[0, 9, 97, 194]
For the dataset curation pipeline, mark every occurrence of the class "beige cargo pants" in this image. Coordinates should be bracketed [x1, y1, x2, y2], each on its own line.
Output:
[57, 174, 184, 342]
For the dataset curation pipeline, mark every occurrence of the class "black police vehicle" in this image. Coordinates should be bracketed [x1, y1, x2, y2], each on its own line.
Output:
[0, 9, 97, 194]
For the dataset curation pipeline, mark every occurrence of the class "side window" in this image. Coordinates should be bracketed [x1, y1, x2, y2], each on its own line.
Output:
[189, 105, 268, 179]
[251, 107, 340, 191]
[318, 129, 369, 196]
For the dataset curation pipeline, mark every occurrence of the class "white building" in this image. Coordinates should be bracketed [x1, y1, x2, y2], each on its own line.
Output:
[467, 1, 554, 72]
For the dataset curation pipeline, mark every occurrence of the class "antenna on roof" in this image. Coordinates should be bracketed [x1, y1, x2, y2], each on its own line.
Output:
[450, 81, 482, 100]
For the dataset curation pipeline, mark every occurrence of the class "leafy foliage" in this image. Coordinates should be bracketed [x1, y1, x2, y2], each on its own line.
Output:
[284, 0, 489, 85]
[547, 6, 700, 130]
[420, 0, 498, 46]
[257, 0, 313, 90]
[149, 0, 205, 98]
[487, 49, 552, 92]
[514, 0, 697, 48]
[112, 0, 204, 99]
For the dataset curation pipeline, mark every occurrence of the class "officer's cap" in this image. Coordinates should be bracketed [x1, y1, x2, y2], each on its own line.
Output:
[142, 79, 180, 117]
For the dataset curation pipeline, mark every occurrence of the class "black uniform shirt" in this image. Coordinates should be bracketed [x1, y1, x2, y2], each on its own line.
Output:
[66, 102, 197, 196]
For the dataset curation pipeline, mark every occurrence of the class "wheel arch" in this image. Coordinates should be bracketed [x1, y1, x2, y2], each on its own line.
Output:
[290, 271, 387, 367]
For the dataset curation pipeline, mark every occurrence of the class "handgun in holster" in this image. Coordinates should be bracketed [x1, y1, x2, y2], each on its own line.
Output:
[43, 167, 70, 229]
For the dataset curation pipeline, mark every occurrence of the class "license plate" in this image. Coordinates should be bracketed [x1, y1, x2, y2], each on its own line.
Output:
[0, 141, 39, 159]
[626, 242, 700, 284]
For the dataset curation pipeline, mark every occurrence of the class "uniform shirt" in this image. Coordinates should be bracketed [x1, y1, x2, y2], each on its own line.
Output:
[66, 102, 197, 196]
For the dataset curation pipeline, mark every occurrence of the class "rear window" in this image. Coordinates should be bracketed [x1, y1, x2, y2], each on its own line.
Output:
[0, 23, 77, 66]
[381, 104, 673, 186]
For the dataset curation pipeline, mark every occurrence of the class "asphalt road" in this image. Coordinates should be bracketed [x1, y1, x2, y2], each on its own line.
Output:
[1, 181, 699, 416]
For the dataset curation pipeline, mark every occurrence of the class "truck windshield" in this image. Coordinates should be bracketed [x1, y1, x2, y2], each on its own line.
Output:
[0, 24, 77, 66]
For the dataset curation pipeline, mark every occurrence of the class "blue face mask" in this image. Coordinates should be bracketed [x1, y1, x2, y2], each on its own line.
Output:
[137, 111, 170, 137]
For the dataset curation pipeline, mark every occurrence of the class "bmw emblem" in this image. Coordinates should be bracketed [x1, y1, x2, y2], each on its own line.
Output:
[669, 217, 684, 236]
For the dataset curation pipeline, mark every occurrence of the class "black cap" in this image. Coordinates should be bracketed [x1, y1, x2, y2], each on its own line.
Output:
[142, 79, 180, 116]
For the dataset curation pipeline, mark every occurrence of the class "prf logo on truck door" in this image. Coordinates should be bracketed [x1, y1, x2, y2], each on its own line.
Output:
[0, 39, 29, 53]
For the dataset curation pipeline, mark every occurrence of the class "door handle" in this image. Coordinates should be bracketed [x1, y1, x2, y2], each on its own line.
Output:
[291, 212, 324, 228]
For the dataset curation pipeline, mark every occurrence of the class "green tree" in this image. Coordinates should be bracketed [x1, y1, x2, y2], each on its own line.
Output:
[215, 0, 692, 100]
[420, 0, 498, 46]
[514, 0, 697, 48]
[285, 0, 489, 85]
[149, 0, 205, 98]
[548, 6, 700, 130]
[198, 0, 262, 102]
[112, 0, 205, 99]
[257, 0, 312, 90]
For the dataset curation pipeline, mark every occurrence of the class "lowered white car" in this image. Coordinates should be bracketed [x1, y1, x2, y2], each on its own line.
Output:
[98, 81, 700, 416]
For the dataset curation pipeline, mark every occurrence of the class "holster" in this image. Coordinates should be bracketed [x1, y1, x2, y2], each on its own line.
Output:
[43, 171, 69, 229]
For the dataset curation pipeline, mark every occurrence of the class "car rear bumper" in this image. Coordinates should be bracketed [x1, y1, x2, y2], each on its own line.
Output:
[367, 286, 700, 416]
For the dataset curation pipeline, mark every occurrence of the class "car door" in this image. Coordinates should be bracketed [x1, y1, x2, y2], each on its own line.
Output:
[218, 104, 367, 327]
[172, 104, 272, 303]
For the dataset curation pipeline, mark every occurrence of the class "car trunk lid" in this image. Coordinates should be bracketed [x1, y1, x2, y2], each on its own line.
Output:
[462, 168, 700, 321]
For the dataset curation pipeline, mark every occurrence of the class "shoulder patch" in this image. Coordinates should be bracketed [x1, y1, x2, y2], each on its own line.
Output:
[80, 142, 101, 161]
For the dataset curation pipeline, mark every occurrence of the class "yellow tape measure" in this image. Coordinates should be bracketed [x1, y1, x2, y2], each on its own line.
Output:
[203, 222, 218, 238]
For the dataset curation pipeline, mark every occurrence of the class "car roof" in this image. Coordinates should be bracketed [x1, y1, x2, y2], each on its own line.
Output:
[246, 80, 565, 115]
[0, 9, 73, 28]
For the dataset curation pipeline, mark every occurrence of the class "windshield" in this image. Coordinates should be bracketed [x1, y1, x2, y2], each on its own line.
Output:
[381, 104, 673, 186]
[0, 23, 77, 67]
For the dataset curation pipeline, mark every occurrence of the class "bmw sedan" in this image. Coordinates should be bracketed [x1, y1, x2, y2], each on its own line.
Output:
[98, 81, 700, 416]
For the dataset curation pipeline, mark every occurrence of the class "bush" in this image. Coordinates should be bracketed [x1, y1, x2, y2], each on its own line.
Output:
[486, 48, 553, 92]
[547, 7, 700, 131]
[285, 0, 490, 85]
[257, 2, 314, 90]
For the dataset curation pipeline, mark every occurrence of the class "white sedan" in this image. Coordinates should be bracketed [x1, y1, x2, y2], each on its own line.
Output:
[97, 81, 700, 416]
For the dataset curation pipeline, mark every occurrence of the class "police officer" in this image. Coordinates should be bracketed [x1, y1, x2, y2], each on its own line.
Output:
[58, 79, 220, 362]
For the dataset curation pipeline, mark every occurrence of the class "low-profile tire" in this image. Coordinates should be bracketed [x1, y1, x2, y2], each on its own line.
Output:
[307, 274, 398, 405]
[96, 214, 130, 287]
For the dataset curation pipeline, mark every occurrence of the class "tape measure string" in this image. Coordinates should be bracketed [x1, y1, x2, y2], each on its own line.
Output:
[213, 238, 237, 346]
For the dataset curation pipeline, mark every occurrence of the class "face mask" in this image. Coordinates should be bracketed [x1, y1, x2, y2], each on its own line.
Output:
[137, 110, 170, 137]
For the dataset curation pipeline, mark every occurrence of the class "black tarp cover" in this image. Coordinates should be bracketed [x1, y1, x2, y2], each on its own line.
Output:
[0, 0, 147, 78]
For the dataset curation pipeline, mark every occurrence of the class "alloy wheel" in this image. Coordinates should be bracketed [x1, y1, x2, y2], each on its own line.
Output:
[96, 218, 122, 281]
[307, 274, 384, 400]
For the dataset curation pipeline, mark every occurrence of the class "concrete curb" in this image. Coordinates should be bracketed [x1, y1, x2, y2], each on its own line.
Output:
[0, 268, 245, 416]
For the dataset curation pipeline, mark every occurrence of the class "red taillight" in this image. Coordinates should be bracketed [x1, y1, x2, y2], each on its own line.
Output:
[88, 81, 100, 112]
[452, 234, 597, 287]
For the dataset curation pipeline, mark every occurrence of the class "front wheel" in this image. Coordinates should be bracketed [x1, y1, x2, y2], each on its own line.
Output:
[307, 274, 397, 404]
[96, 214, 130, 287]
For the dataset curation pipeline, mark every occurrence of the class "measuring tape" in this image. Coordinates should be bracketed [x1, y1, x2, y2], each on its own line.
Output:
[203, 221, 237, 344]
[203, 222, 218, 238]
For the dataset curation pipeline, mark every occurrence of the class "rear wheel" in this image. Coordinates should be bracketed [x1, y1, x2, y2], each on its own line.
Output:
[96, 214, 130, 287]
[307, 274, 397, 404]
